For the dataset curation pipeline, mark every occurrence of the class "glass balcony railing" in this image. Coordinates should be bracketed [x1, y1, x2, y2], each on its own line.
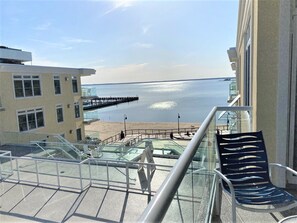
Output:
[0, 106, 252, 222]
[82, 87, 97, 97]
[138, 106, 252, 223]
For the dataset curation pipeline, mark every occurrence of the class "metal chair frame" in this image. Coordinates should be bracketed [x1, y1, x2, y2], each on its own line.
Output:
[215, 131, 297, 223]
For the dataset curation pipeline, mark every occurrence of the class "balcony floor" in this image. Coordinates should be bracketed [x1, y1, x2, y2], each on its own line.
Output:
[0, 181, 151, 222]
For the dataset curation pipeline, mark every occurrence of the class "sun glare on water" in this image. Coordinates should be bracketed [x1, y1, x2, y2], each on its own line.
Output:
[149, 101, 177, 110]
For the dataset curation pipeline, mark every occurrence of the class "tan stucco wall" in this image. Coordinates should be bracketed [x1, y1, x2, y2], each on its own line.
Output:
[255, 0, 280, 163]
[0, 71, 85, 142]
[236, 0, 280, 162]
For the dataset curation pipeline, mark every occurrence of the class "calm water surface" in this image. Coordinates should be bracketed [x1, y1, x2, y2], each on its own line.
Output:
[83, 78, 231, 123]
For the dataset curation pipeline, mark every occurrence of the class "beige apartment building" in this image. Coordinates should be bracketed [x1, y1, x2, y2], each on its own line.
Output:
[230, 0, 297, 186]
[0, 47, 95, 142]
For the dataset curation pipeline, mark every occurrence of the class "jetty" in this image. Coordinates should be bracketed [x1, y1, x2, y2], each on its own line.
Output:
[82, 96, 139, 110]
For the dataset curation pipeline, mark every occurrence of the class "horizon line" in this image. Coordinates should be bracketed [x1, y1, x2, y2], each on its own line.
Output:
[82, 76, 235, 86]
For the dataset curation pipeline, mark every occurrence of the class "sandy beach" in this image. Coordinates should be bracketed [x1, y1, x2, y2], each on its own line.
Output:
[84, 120, 199, 141]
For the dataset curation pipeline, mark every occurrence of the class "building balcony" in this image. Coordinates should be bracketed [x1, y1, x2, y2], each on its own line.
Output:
[0, 106, 296, 222]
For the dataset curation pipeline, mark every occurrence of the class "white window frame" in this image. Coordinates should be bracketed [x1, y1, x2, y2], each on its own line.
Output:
[74, 102, 80, 118]
[13, 75, 42, 98]
[54, 76, 61, 95]
[17, 107, 45, 132]
[72, 76, 78, 93]
[76, 128, 82, 141]
[56, 104, 64, 123]
[244, 40, 251, 106]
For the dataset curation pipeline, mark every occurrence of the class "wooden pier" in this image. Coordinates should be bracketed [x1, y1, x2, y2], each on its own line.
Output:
[83, 96, 139, 110]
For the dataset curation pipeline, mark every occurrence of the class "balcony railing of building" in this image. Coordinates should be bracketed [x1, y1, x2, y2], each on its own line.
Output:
[0, 106, 252, 222]
[0, 150, 173, 197]
[0, 131, 84, 160]
[138, 106, 252, 223]
[228, 80, 238, 103]
[101, 127, 199, 145]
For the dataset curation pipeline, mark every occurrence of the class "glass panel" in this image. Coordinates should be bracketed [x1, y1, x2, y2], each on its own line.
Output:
[80, 163, 91, 189]
[18, 159, 38, 183]
[76, 128, 82, 141]
[75, 104, 80, 118]
[108, 164, 127, 189]
[24, 80, 33, 97]
[90, 160, 108, 187]
[33, 80, 41, 96]
[163, 119, 217, 222]
[57, 107, 63, 122]
[37, 160, 59, 186]
[72, 79, 78, 93]
[28, 113, 37, 130]
[18, 114, 28, 132]
[36, 111, 44, 127]
[0, 152, 13, 178]
[54, 79, 61, 94]
[58, 162, 80, 190]
[14, 80, 24, 97]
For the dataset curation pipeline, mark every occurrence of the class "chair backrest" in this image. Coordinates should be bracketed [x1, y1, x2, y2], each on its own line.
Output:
[216, 131, 271, 189]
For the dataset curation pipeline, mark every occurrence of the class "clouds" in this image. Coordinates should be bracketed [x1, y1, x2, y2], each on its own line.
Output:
[103, 0, 135, 16]
[30, 36, 93, 51]
[82, 63, 149, 84]
[81, 61, 222, 84]
[2, 0, 238, 84]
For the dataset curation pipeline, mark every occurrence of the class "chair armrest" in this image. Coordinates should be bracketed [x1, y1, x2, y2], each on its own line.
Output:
[269, 163, 297, 176]
[214, 169, 236, 205]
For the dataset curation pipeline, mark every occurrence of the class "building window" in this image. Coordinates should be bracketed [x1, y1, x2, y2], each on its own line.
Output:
[17, 108, 44, 132]
[54, 76, 61, 95]
[56, 105, 64, 123]
[14, 75, 41, 98]
[76, 128, 82, 141]
[243, 21, 251, 106]
[244, 43, 251, 106]
[74, 102, 80, 118]
[72, 76, 78, 93]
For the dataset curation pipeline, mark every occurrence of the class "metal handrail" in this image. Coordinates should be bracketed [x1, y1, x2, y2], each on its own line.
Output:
[138, 107, 217, 222]
[101, 127, 198, 145]
[0, 153, 174, 193]
[33, 142, 55, 159]
[138, 106, 252, 222]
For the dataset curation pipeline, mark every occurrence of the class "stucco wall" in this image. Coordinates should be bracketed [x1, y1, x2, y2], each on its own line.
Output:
[255, 0, 280, 163]
[0, 70, 85, 142]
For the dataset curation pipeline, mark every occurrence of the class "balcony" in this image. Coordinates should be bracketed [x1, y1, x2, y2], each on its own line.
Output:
[0, 106, 296, 222]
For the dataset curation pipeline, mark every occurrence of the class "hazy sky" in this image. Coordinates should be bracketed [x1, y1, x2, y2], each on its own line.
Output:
[0, 0, 238, 84]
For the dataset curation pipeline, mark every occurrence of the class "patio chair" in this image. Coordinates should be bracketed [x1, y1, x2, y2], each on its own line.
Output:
[215, 131, 297, 223]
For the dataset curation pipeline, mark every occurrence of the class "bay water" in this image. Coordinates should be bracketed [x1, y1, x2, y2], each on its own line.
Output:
[83, 78, 232, 124]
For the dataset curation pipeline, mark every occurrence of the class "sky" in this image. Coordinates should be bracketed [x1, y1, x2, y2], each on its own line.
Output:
[0, 0, 239, 84]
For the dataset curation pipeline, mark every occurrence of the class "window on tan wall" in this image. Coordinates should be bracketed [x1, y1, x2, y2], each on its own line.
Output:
[76, 128, 82, 141]
[14, 75, 41, 98]
[56, 104, 64, 123]
[244, 43, 251, 106]
[72, 76, 78, 93]
[54, 76, 61, 95]
[74, 102, 80, 118]
[17, 108, 44, 132]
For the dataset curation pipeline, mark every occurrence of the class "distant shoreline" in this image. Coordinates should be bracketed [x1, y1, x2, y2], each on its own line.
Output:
[82, 76, 235, 86]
